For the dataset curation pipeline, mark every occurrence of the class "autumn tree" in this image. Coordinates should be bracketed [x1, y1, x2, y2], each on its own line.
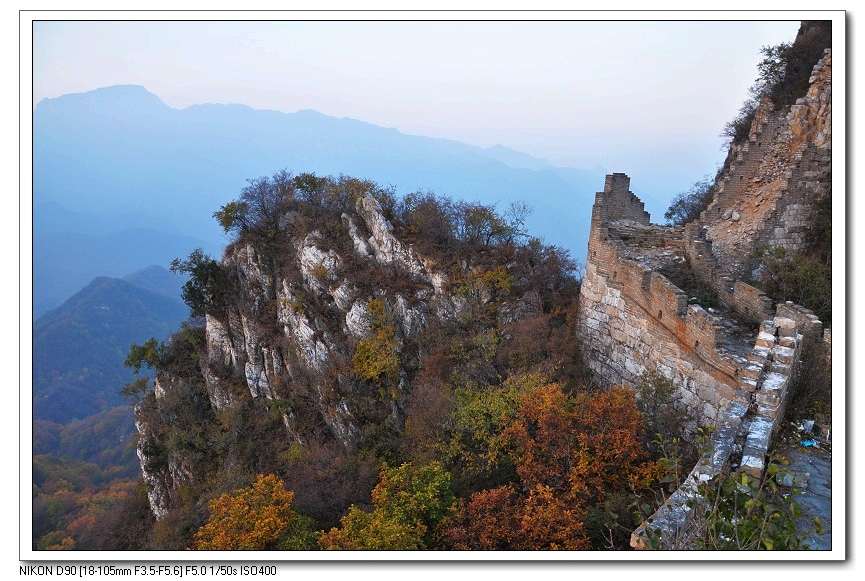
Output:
[351, 298, 400, 392]
[440, 380, 596, 550]
[441, 483, 591, 550]
[440, 376, 660, 550]
[318, 461, 456, 550]
[192, 474, 313, 550]
[439, 484, 522, 549]
[566, 386, 658, 503]
[438, 372, 542, 492]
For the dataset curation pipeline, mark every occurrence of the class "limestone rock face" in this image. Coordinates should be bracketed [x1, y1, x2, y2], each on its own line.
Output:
[135, 376, 196, 520]
[134, 193, 540, 519]
[787, 50, 832, 148]
[356, 196, 424, 275]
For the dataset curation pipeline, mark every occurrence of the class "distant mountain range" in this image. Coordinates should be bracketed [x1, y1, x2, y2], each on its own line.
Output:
[32, 266, 189, 424]
[32, 84, 610, 318]
[29, 84, 657, 427]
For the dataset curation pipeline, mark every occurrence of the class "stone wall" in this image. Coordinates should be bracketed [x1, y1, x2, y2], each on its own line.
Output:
[580, 174, 755, 424]
[577, 173, 826, 550]
[579, 44, 831, 554]
[630, 314, 806, 549]
[682, 223, 775, 325]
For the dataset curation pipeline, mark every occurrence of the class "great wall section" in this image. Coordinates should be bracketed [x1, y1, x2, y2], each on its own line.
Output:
[576, 49, 832, 550]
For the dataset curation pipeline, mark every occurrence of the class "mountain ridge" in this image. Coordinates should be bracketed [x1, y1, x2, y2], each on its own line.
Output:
[33, 268, 190, 424]
[33, 84, 607, 316]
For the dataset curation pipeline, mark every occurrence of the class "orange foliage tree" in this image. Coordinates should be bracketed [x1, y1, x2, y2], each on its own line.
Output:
[568, 386, 659, 502]
[441, 483, 590, 550]
[505, 383, 657, 504]
[192, 474, 299, 550]
[440, 378, 659, 550]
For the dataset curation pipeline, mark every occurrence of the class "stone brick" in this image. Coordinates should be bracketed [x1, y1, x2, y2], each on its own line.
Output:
[759, 320, 776, 335]
[739, 377, 758, 392]
[748, 346, 771, 365]
[772, 345, 796, 365]
[770, 361, 792, 375]
[739, 452, 765, 478]
[741, 363, 764, 381]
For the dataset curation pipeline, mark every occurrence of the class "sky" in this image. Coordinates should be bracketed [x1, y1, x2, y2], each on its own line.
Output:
[28, 15, 811, 188]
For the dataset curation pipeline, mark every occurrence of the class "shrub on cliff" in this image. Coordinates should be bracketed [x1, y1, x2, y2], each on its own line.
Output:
[632, 371, 701, 468]
[721, 21, 830, 147]
[767, 21, 831, 110]
[213, 170, 297, 239]
[170, 249, 231, 317]
[752, 245, 831, 325]
[351, 298, 400, 391]
[318, 461, 456, 550]
[664, 175, 714, 226]
[192, 474, 317, 550]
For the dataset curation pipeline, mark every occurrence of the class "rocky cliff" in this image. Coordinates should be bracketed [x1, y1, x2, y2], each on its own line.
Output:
[132, 180, 573, 524]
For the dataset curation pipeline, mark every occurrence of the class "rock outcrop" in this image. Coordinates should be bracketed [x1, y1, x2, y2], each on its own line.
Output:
[134, 191, 541, 519]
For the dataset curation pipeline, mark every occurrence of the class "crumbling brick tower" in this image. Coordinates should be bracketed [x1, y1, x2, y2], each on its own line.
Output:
[580, 173, 749, 423]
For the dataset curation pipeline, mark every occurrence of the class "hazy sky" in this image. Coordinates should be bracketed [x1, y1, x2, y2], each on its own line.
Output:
[29, 14, 814, 191]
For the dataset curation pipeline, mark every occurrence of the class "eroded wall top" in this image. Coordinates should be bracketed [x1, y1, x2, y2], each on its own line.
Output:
[702, 49, 831, 279]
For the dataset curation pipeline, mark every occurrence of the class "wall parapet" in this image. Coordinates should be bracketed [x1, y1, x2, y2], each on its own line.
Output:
[631, 314, 805, 550]
[592, 172, 651, 225]
[582, 175, 758, 413]
[630, 400, 749, 549]
[776, 301, 824, 339]
[684, 222, 775, 325]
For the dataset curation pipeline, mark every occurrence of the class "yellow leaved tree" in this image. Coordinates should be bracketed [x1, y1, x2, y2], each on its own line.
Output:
[192, 474, 311, 550]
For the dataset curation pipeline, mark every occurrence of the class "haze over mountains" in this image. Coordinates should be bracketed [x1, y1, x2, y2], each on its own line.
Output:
[32, 266, 188, 423]
[32, 84, 628, 319]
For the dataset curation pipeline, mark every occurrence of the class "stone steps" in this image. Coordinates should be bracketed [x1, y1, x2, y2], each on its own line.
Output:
[737, 317, 802, 477]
